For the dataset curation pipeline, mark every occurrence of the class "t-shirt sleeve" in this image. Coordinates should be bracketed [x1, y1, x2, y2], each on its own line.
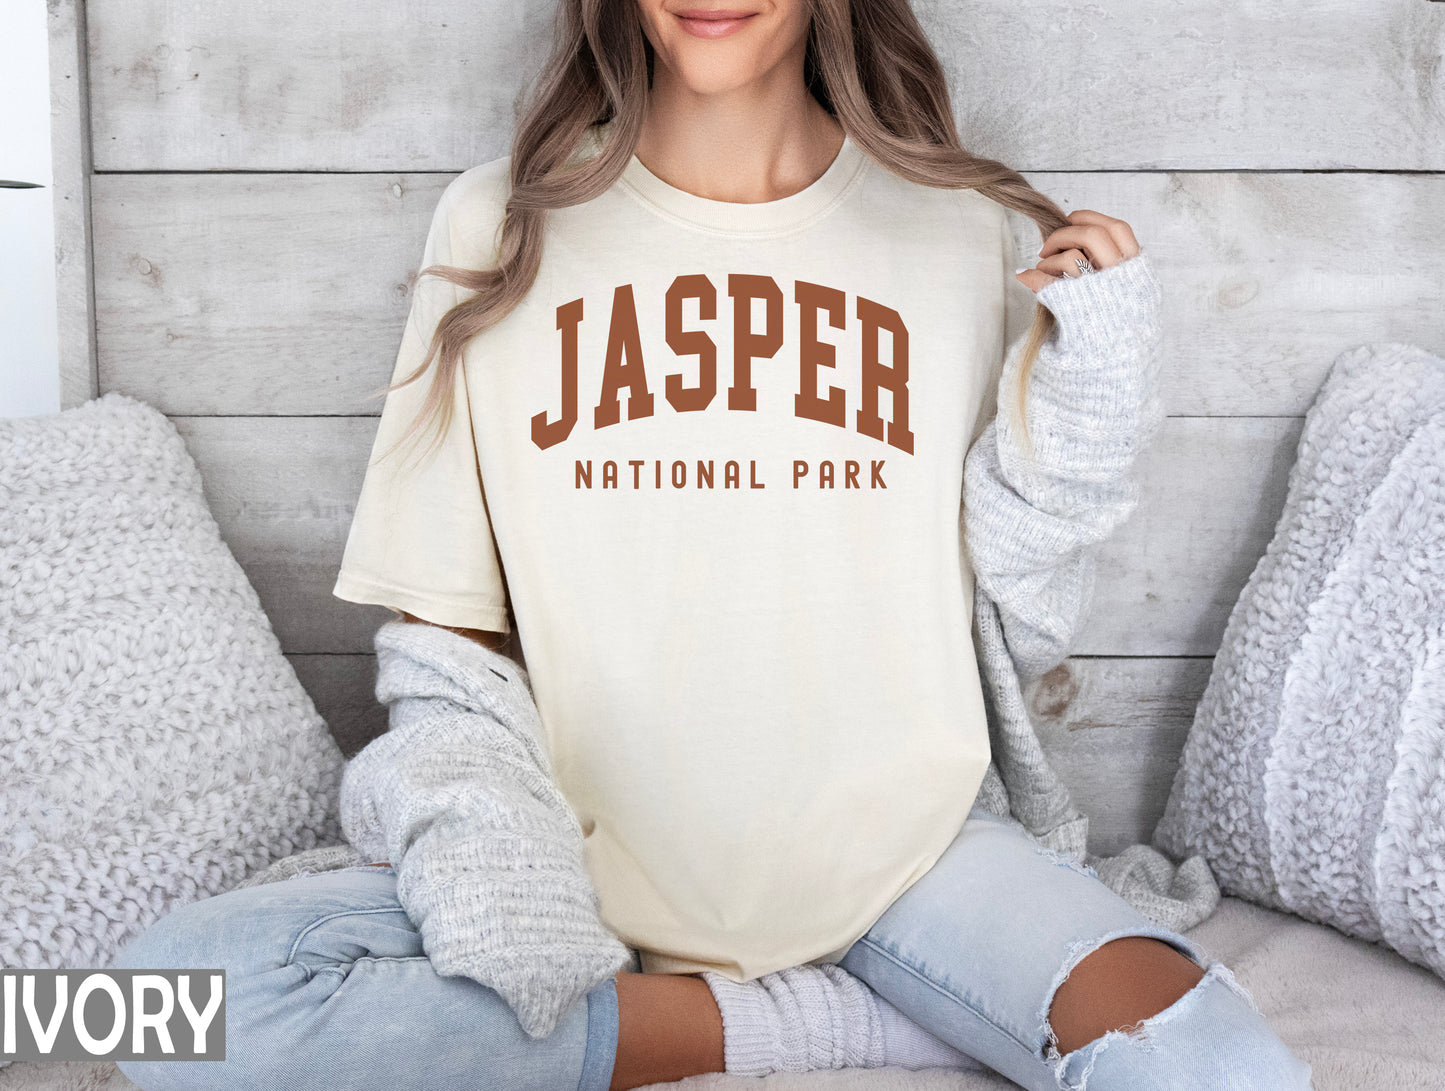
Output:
[331, 179, 512, 633]
[968, 205, 1038, 452]
[1000, 210, 1041, 370]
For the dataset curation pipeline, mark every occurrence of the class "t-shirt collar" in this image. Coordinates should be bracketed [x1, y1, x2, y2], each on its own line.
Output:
[586, 118, 868, 237]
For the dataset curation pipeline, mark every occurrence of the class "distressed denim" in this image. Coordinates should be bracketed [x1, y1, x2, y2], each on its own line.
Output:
[838, 802, 1315, 1090]
[112, 803, 1314, 1091]
[111, 863, 618, 1091]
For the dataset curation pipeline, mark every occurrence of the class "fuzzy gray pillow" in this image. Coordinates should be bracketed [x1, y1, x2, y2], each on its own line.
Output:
[0, 391, 346, 980]
[1153, 342, 1445, 981]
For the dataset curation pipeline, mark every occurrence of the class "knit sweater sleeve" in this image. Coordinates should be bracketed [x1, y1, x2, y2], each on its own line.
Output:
[962, 227, 1165, 684]
[338, 619, 631, 1039]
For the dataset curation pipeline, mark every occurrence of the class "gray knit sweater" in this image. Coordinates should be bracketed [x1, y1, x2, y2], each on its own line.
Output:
[337, 619, 634, 1039]
[325, 247, 1219, 1040]
[964, 250, 1219, 924]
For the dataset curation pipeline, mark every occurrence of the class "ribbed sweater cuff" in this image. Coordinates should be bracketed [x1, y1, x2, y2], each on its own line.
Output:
[1033, 247, 1162, 360]
[996, 250, 1163, 490]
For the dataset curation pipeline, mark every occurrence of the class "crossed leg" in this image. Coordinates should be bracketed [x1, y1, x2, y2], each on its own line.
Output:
[604, 935, 1210, 1089]
[1045, 935, 1206, 1056]
[837, 806, 1313, 1089]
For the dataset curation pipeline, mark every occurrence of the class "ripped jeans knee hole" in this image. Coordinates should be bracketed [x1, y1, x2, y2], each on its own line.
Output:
[1036, 930, 1254, 1091]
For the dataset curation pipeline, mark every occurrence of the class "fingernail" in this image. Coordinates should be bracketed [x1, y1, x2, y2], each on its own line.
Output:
[1013, 266, 1030, 275]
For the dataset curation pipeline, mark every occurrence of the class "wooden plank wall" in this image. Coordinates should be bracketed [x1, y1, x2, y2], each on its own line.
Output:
[49, 0, 97, 407]
[79, 0, 1445, 854]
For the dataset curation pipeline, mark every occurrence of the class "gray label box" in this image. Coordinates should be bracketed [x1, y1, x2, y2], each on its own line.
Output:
[2, 969, 225, 1062]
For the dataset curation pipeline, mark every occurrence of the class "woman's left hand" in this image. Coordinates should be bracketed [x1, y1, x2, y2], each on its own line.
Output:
[1014, 209, 1143, 294]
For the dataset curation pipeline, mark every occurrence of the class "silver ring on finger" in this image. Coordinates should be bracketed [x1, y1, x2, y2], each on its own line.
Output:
[1073, 256, 1095, 277]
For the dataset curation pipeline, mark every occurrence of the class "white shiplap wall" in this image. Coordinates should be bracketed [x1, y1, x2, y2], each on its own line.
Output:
[75, 0, 1445, 850]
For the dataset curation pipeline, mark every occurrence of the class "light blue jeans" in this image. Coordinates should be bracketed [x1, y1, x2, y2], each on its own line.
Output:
[113, 802, 1313, 1090]
[837, 803, 1315, 1090]
[112, 862, 619, 1091]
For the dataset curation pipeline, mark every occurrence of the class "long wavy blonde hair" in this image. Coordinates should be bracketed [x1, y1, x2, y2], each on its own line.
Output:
[370, 0, 1068, 470]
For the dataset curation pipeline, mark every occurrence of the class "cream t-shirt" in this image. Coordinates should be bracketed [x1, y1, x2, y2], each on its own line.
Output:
[334, 120, 1036, 979]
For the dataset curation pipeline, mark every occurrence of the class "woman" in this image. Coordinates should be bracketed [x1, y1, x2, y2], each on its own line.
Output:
[114, 1, 1315, 1089]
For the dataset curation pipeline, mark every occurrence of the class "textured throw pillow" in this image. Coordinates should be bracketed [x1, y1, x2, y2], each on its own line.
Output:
[0, 391, 346, 978]
[1154, 341, 1445, 980]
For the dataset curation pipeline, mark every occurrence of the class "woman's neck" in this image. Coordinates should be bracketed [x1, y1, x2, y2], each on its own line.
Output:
[630, 79, 845, 206]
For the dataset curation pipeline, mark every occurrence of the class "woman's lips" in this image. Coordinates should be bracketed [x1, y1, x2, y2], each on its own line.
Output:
[674, 10, 758, 38]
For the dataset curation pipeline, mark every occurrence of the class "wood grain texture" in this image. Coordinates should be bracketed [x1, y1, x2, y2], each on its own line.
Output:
[49, 0, 98, 408]
[1088, 415, 1304, 657]
[1023, 656, 1214, 854]
[88, 0, 1445, 171]
[169, 415, 392, 654]
[285, 653, 387, 758]
[92, 173, 451, 415]
[88, 1, 555, 172]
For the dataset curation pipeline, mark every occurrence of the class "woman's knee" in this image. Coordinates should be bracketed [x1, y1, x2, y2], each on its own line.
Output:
[1042, 943, 1313, 1090]
[1045, 935, 1206, 1055]
[111, 902, 272, 1091]
[117, 866, 413, 970]
[112, 887, 262, 982]
[113, 869, 413, 1090]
